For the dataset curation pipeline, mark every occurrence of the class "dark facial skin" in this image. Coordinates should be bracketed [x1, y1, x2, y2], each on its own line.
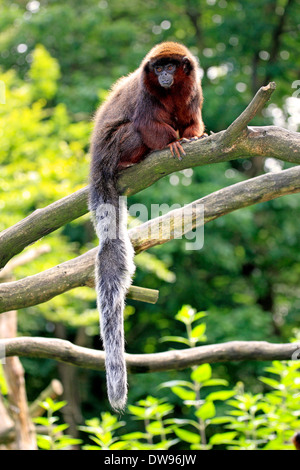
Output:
[154, 63, 176, 88]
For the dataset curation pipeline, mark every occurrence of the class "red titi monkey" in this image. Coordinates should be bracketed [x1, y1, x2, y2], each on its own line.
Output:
[89, 42, 206, 410]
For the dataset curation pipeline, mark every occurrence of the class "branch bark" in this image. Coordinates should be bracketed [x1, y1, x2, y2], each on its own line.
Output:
[1, 164, 300, 314]
[0, 311, 37, 449]
[222, 82, 276, 146]
[0, 336, 299, 373]
[0, 83, 299, 269]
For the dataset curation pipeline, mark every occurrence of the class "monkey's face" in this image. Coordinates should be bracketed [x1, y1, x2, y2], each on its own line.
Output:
[144, 55, 193, 94]
[154, 63, 176, 88]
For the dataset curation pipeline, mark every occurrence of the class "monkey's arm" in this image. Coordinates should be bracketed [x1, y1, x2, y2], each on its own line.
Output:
[138, 120, 178, 150]
[137, 120, 188, 160]
[134, 92, 179, 151]
[178, 91, 205, 140]
[179, 105, 205, 140]
[181, 120, 206, 139]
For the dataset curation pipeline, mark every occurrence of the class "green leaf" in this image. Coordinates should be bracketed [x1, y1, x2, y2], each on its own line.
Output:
[171, 386, 196, 401]
[206, 390, 236, 402]
[160, 336, 191, 346]
[210, 416, 235, 425]
[191, 364, 212, 383]
[33, 416, 51, 426]
[127, 405, 147, 419]
[146, 421, 169, 436]
[202, 379, 229, 387]
[196, 402, 216, 420]
[55, 438, 82, 450]
[110, 441, 129, 450]
[209, 432, 237, 445]
[174, 428, 201, 444]
[193, 312, 207, 322]
[90, 436, 106, 447]
[259, 377, 283, 390]
[36, 435, 52, 450]
[52, 423, 69, 434]
[160, 380, 194, 390]
[121, 432, 147, 440]
[51, 400, 68, 412]
[259, 377, 281, 389]
[190, 323, 206, 340]
[175, 305, 196, 325]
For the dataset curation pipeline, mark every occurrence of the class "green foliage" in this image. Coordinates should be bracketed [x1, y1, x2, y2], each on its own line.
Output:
[34, 311, 300, 450]
[33, 398, 82, 450]
[80, 310, 300, 450]
[79, 413, 128, 450]
[160, 306, 235, 449]
[79, 398, 176, 450]
[28, 44, 61, 101]
[224, 361, 300, 450]
[1, 0, 299, 115]
[125, 396, 177, 449]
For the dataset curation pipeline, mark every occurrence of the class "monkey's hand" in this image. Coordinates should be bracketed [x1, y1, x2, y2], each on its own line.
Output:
[168, 134, 208, 160]
[168, 140, 186, 160]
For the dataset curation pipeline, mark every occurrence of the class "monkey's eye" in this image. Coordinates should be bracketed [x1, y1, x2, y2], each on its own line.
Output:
[166, 64, 176, 72]
[155, 66, 163, 73]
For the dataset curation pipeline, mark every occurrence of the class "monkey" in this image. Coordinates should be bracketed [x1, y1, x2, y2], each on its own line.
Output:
[89, 42, 206, 411]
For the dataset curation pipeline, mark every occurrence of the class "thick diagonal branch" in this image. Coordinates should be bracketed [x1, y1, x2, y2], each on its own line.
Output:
[1, 165, 300, 314]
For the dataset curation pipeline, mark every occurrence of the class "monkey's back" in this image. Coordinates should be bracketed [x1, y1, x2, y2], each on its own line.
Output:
[94, 70, 142, 131]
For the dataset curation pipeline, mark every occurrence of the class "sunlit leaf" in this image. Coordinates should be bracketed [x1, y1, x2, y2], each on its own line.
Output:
[174, 428, 201, 444]
[191, 364, 212, 383]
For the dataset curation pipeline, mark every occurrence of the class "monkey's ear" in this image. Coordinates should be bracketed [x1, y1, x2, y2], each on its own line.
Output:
[182, 56, 192, 74]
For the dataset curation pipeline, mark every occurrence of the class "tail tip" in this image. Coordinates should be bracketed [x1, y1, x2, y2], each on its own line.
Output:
[109, 396, 127, 413]
[107, 379, 127, 412]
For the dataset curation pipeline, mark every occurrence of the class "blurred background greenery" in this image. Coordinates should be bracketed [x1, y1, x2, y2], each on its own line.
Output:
[0, 0, 299, 439]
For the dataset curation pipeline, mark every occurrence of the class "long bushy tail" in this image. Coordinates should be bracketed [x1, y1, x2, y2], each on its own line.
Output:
[89, 171, 135, 411]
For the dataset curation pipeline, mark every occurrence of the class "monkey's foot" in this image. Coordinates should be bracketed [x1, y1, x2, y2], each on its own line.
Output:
[184, 134, 208, 141]
[118, 162, 135, 169]
[168, 140, 186, 160]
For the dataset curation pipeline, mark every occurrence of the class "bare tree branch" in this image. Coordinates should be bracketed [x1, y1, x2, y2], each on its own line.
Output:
[0, 245, 51, 282]
[1, 337, 299, 373]
[222, 82, 276, 146]
[1, 164, 300, 314]
[0, 83, 299, 269]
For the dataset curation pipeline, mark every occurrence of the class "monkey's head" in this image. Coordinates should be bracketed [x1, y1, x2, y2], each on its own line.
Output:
[142, 42, 198, 93]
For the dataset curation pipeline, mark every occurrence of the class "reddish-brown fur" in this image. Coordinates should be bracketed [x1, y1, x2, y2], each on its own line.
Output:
[89, 42, 206, 410]
[90, 41, 205, 179]
[131, 41, 205, 164]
